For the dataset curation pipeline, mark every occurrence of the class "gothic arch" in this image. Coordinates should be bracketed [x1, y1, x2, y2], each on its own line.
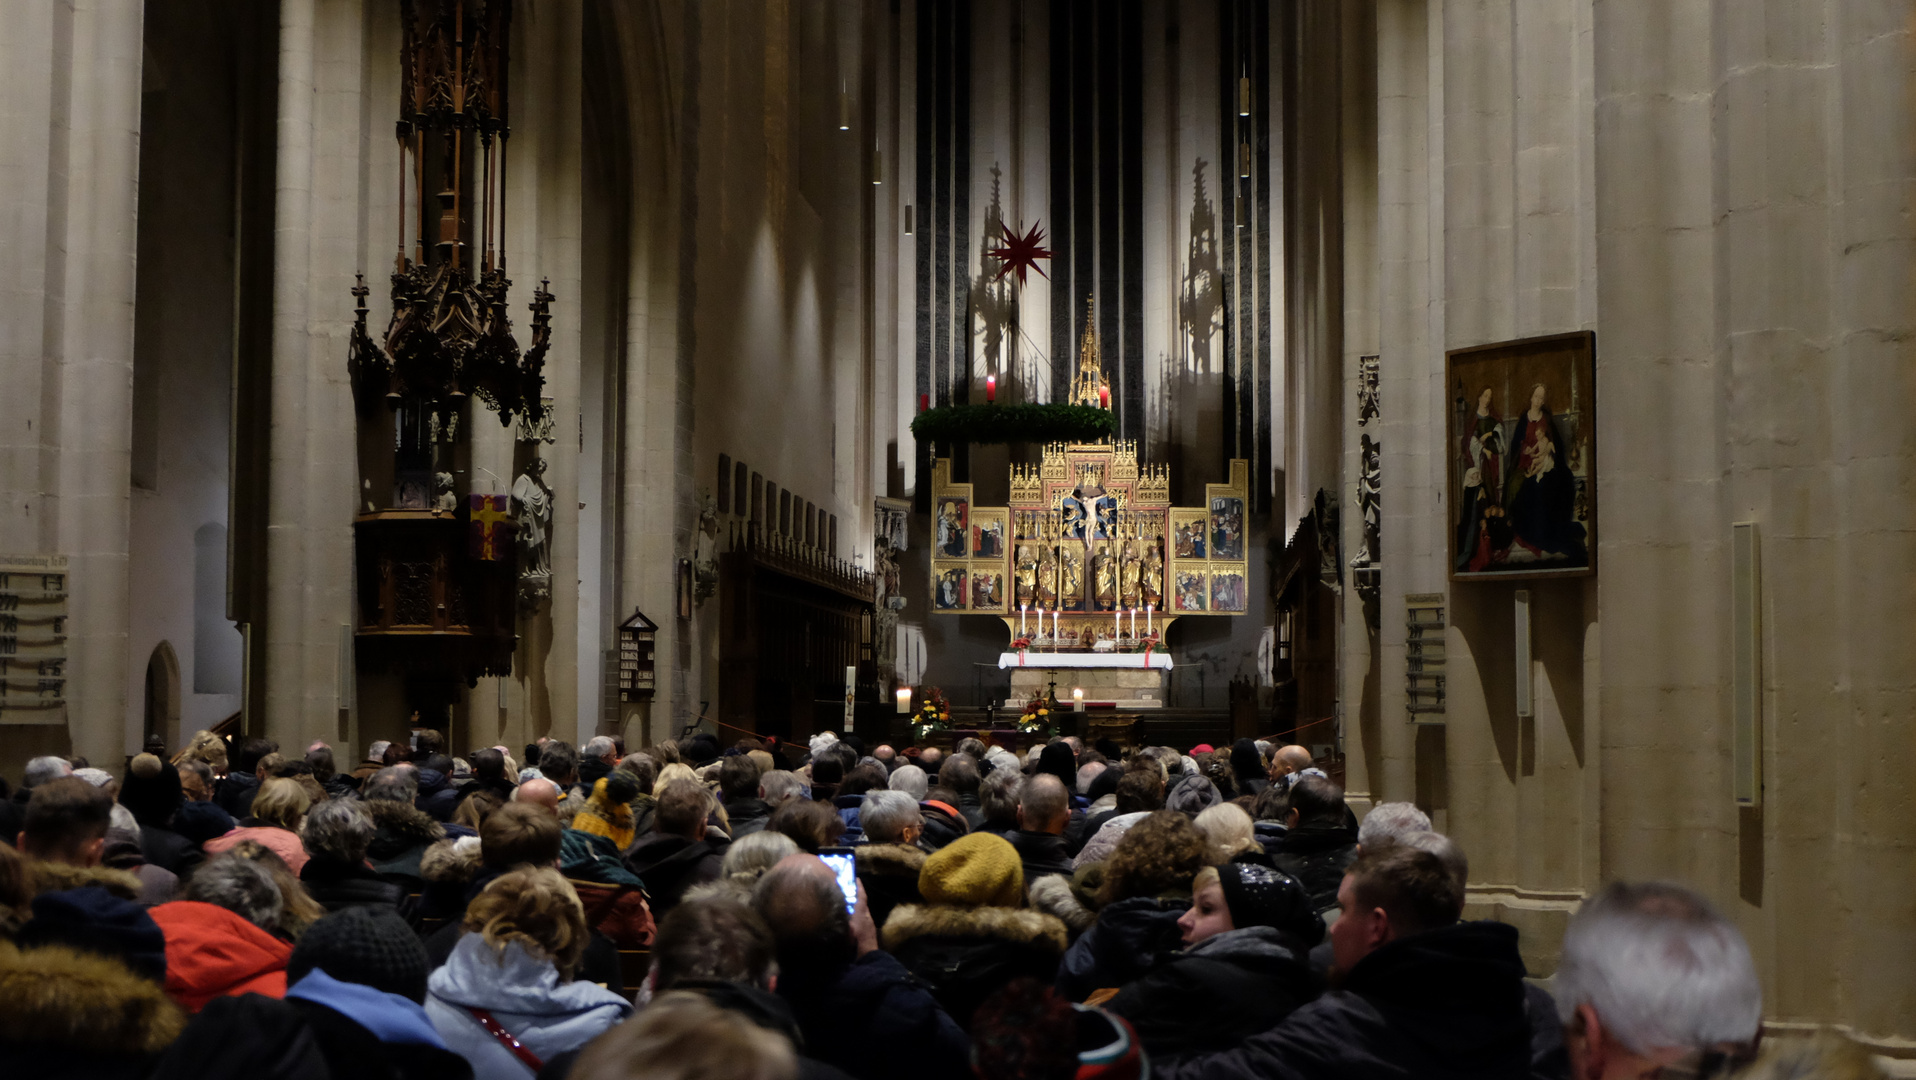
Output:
[143, 641, 182, 749]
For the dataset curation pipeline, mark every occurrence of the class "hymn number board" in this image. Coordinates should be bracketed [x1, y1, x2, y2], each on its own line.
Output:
[0, 555, 69, 722]
[618, 608, 658, 702]
[929, 444, 1250, 626]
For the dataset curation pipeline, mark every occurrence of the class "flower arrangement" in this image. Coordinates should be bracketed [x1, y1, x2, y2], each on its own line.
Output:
[1017, 688, 1059, 736]
[912, 687, 951, 742]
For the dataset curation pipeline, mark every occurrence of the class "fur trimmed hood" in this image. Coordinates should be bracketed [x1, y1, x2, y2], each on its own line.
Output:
[1026, 872, 1096, 935]
[0, 940, 185, 1057]
[855, 843, 927, 878]
[28, 860, 146, 903]
[364, 798, 445, 855]
[419, 836, 483, 885]
[881, 903, 1068, 956]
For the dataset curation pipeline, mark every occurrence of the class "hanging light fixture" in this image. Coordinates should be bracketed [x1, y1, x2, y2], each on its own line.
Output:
[839, 82, 852, 131]
[1239, 73, 1252, 117]
[873, 147, 885, 185]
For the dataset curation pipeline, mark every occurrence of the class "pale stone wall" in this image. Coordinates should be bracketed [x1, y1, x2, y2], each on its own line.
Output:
[1344, 0, 1916, 1049]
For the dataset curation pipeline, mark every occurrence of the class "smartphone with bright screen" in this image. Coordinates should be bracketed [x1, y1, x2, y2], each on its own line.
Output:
[819, 847, 858, 914]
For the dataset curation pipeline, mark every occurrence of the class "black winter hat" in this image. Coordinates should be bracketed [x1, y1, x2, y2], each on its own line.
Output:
[287, 905, 432, 1003]
[119, 752, 184, 829]
[18, 885, 168, 983]
[1217, 863, 1323, 947]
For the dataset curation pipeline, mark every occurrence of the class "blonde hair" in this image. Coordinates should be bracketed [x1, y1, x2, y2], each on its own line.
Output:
[251, 777, 312, 831]
[653, 762, 698, 797]
[226, 839, 326, 939]
[1194, 803, 1260, 862]
[464, 866, 590, 982]
[1192, 865, 1221, 896]
[174, 730, 228, 774]
[569, 992, 796, 1080]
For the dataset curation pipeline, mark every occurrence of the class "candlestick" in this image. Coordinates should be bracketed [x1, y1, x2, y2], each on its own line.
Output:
[1113, 607, 1120, 638]
[1053, 610, 1061, 641]
[1020, 604, 1027, 636]
[986, 374, 997, 404]
[1146, 603, 1153, 636]
[1098, 385, 1110, 409]
[1130, 607, 1137, 637]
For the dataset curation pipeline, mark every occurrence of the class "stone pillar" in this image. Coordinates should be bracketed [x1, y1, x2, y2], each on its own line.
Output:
[264, 0, 367, 750]
[0, 2, 145, 770]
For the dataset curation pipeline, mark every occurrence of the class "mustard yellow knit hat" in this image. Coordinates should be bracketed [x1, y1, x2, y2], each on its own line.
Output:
[919, 832, 1025, 908]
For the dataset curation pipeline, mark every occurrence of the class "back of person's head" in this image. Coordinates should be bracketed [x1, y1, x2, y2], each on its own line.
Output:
[758, 770, 803, 807]
[539, 740, 579, 784]
[1287, 775, 1346, 827]
[598, 770, 642, 807]
[304, 747, 337, 784]
[254, 752, 287, 779]
[980, 769, 1026, 830]
[1194, 802, 1259, 861]
[860, 790, 921, 845]
[1396, 830, 1468, 891]
[1114, 768, 1165, 815]
[954, 737, 987, 759]
[464, 865, 590, 980]
[655, 779, 712, 841]
[1359, 802, 1432, 850]
[1275, 745, 1314, 773]
[1076, 761, 1108, 795]
[1018, 773, 1070, 831]
[288, 905, 433, 1003]
[719, 755, 761, 801]
[939, 752, 981, 795]
[481, 801, 563, 870]
[720, 830, 801, 885]
[22, 755, 73, 789]
[415, 729, 445, 758]
[366, 739, 392, 763]
[767, 797, 845, 853]
[363, 765, 419, 803]
[301, 797, 374, 864]
[808, 755, 845, 790]
[569, 990, 797, 1080]
[616, 753, 660, 794]
[20, 777, 113, 864]
[453, 789, 506, 832]
[250, 777, 311, 831]
[179, 730, 229, 773]
[233, 737, 277, 776]
[652, 897, 778, 991]
[1345, 843, 1464, 938]
[1250, 783, 1289, 822]
[1553, 881, 1762, 1057]
[1097, 810, 1209, 906]
[752, 856, 855, 977]
[582, 736, 617, 763]
[185, 854, 284, 931]
[654, 762, 698, 796]
[839, 762, 889, 798]
[471, 747, 506, 781]
[888, 763, 928, 801]
[971, 978, 1146, 1080]
[177, 758, 215, 801]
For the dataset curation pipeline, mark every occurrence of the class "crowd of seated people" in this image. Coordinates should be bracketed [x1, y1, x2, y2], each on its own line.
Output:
[0, 730, 1876, 1080]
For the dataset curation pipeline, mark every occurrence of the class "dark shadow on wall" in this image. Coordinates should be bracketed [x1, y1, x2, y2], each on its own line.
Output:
[1534, 577, 1589, 771]
[1452, 583, 1519, 786]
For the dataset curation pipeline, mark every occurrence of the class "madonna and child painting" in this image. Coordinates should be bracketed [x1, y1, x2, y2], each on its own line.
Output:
[1447, 332, 1596, 580]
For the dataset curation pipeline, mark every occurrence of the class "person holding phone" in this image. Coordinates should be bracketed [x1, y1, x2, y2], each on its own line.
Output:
[752, 854, 971, 1080]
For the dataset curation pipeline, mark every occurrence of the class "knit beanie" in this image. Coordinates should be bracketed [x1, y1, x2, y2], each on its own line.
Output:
[919, 832, 1024, 908]
[288, 906, 432, 1004]
[17, 886, 168, 983]
[171, 799, 237, 846]
[1217, 863, 1323, 947]
[1164, 773, 1222, 816]
[120, 752, 184, 829]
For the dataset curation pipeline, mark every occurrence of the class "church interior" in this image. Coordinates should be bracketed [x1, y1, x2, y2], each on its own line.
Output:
[1, 0, 1913, 1064]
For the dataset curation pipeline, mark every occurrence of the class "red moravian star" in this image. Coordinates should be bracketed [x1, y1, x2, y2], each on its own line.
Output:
[987, 220, 1054, 286]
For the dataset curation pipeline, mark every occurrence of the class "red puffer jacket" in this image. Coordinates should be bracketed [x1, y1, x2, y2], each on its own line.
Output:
[149, 901, 292, 1012]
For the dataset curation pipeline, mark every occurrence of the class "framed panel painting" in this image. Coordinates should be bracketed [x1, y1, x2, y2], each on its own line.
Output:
[1446, 331, 1596, 581]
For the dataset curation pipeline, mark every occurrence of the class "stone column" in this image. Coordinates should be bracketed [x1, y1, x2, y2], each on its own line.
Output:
[0, 2, 145, 770]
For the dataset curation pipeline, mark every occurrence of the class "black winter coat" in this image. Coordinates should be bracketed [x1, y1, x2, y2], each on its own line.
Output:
[411, 769, 460, 822]
[1151, 921, 1542, 1080]
[776, 951, 971, 1080]
[149, 993, 473, 1080]
[138, 824, 202, 877]
[919, 801, 970, 852]
[1005, 830, 1074, 884]
[855, 843, 927, 930]
[1104, 926, 1320, 1062]
[1270, 822, 1358, 912]
[213, 772, 260, 819]
[724, 797, 774, 838]
[881, 903, 1069, 1031]
[299, 856, 405, 913]
[1054, 895, 1191, 1001]
[623, 833, 724, 915]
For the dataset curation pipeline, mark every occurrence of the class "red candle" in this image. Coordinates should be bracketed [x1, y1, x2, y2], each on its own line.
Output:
[986, 374, 997, 403]
[1099, 386, 1110, 408]
[919, 393, 930, 413]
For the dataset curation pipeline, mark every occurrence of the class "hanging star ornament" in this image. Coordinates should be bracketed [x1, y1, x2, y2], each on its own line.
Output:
[986, 220, 1054, 286]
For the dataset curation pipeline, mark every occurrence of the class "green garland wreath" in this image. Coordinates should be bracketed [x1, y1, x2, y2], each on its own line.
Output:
[909, 403, 1116, 445]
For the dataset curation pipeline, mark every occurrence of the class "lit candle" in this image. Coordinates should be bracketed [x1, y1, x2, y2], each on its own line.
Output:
[1099, 385, 1109, 409]
[1114, 607, 1120, 638]
[1146, 603, 1153, 636]
[1053, 610, 1061, 640]
[986, 374, 997, 403]
[919, 392, 929, 413]
[1020, 603, 1027, 636]
[895, 687, 912, 714]
[1073, 687, 1085, 712]
[1130, 607, 1137, 637]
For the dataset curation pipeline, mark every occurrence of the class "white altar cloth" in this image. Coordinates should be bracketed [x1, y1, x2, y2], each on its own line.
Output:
[998, 651, 1174, 671]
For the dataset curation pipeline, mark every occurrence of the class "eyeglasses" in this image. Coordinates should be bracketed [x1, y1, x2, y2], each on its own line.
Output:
[1646, 1041, 1761, 1079]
